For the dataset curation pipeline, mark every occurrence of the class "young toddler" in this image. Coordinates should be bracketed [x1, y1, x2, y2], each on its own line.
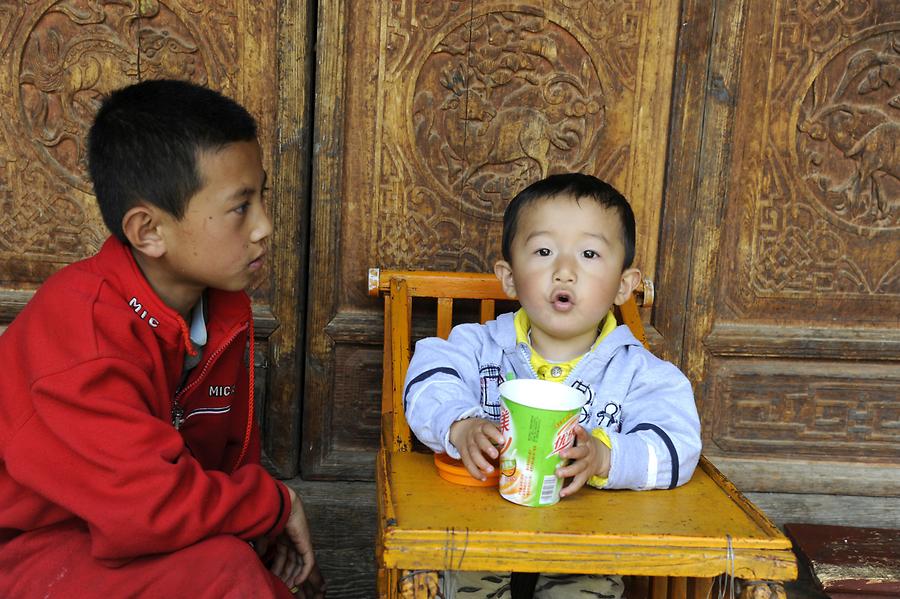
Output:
[404, 173, 701, 598]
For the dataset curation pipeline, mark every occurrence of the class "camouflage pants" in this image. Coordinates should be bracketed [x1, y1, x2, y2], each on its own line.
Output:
[443, 571, 624, 598]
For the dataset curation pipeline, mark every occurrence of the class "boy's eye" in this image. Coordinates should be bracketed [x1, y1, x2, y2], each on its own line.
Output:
[234, 202, 250, 215]
[583, 249, 598, 259]
[535, 248, 551, 257]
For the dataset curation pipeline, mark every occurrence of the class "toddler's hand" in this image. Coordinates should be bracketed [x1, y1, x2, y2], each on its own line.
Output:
[556, 425, 610, 497]
[448, 417, 504, 481]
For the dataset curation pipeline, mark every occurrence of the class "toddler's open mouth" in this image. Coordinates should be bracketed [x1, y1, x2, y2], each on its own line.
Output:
[551, 290, 574, 311]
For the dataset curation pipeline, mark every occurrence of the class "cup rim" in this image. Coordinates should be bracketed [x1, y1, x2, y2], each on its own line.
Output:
[498, 378, 587, 411]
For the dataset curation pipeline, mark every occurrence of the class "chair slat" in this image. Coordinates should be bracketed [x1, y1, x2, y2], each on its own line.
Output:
[479, 299, 495, 324]
[617, 296, 648, 350]
[436, 297, 453, 339]
[388, 277, 412, 451]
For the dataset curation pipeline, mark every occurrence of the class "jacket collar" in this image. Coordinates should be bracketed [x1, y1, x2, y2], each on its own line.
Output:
[93, 236, 250, 354]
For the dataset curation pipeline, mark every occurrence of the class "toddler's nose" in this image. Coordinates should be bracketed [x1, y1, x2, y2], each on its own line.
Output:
[553, 259, 576, 283]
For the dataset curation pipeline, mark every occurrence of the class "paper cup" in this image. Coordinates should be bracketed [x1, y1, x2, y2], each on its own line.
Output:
[497, 379, 587, 507]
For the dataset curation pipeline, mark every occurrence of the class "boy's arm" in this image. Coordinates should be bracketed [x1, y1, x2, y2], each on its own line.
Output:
[4, 358, 291, 561]
[403, 324, 487, 458]
[600, 353, 701, 490]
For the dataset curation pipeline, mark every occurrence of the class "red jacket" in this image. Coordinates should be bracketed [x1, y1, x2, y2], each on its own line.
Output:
[0, 237, 291, 560]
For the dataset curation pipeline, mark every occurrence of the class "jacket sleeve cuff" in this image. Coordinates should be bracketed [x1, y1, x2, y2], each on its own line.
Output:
[266, 480, 293, 538]
[587, 428, 612, 489]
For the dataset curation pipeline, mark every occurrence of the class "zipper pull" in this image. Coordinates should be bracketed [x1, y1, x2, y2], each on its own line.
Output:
[172, 404, 185, 430]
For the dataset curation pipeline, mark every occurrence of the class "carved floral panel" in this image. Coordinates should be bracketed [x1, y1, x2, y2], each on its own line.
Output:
[371, 1, 676, 276]
[0, 0, 275, 299]
[724, 0, 898, 316]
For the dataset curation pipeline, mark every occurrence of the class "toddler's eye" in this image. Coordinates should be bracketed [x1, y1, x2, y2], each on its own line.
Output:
[536, 248, 551, 257]
[583, 249, 598, 259]
[234, 202, 250, 215]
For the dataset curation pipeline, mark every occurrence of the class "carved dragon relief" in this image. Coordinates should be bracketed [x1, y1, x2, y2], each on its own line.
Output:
[1, 1, 237, 280]
[748, 4, 898, 299]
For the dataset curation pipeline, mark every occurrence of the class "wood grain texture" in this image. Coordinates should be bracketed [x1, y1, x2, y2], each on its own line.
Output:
[680, 0, 899, 496]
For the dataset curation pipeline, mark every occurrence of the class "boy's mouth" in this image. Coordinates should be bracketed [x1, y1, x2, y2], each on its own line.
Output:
[248, 251, 267, 270]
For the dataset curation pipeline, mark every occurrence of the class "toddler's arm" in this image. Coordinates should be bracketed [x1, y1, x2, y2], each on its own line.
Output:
[403, 323, 489, 456]
[592, 350, 701, 491]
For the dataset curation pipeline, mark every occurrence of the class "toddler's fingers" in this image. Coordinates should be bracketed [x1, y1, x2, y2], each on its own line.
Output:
[467, 444, 496, 478]
[559, 441, 589, 461]
[559, 474, 587, 497]
[475, 428, 500, 460]
[484, 422, 505, 446]
[555, 457, 587, 479]
[458, 447, 488, 480]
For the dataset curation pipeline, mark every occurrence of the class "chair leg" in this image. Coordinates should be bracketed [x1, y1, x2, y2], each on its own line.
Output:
[668, 576, 688, 599]
[649, 576, 668, 599]
[378, 566, 398, 599]
[687, 577, 714, 599]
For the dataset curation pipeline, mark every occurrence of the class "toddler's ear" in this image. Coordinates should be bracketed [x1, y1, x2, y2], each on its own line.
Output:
[494, 260, 517, 298]
[614, 267, 642, 306]
[122, 204, 167, 259]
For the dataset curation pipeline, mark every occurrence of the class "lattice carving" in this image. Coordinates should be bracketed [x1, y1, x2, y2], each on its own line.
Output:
[710, 362, 899, 459]
[729, 1, 899, 306]
[373, 4, 664, 273]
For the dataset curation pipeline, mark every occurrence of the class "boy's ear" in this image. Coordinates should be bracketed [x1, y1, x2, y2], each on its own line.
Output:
[122, 204, 167, 259]
[614, 267, 642, 306]
[494, 260, 517, 298]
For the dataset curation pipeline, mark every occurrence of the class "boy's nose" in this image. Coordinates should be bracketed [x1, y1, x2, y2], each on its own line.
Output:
[251, 206, 273, 243]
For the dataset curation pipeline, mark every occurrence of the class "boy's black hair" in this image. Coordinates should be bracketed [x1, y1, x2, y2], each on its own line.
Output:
[87, 79, 258, 241]
[501, 173, 636, 269]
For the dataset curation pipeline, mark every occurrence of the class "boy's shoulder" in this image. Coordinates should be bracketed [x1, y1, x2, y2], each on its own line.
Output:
[3, 238, 183, 372]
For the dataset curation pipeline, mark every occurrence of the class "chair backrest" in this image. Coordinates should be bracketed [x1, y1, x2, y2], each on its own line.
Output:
[368, 268, 652, 452]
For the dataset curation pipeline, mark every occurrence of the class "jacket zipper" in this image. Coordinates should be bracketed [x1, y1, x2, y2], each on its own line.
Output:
[172, 323, 247, 430]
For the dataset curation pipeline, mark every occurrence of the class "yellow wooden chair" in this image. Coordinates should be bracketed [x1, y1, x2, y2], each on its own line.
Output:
[368, 268, 796, 599]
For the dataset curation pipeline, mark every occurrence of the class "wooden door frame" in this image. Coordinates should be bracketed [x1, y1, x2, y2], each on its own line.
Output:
[260, 0, 316, 478]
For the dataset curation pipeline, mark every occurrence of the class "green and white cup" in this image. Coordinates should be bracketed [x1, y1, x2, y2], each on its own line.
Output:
[497, 379, 588, 507]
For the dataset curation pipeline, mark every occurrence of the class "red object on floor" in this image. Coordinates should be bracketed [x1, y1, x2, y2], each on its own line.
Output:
[784, 523, 900, 599]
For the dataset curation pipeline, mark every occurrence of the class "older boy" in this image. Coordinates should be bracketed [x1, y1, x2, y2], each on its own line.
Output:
[404, 173, 701, 598]
[0, 80, 323, 598]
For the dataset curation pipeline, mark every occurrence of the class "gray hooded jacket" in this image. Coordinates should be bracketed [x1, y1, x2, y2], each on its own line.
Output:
[404, 311, 701, 490]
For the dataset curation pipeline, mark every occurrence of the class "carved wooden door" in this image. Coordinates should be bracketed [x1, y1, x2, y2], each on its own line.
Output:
[0, 1, 312, 477]
[669, 0, 899, 497]
[304, 1, 681, 478]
